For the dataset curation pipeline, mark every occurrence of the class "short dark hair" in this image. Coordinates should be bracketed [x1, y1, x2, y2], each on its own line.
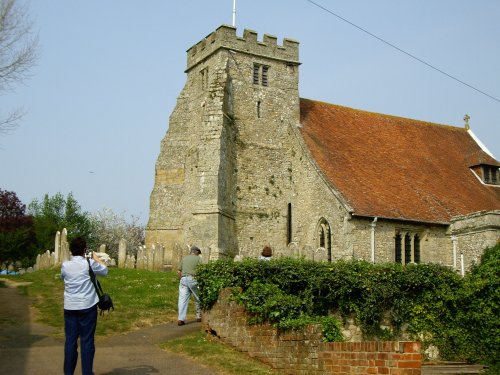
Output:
[69, 237, 86, 256]
[190, 245, 201, 255]
[261, 246, 272, 257]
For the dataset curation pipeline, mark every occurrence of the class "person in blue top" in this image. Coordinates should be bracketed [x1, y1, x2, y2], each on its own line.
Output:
[61, 237, 108, 375]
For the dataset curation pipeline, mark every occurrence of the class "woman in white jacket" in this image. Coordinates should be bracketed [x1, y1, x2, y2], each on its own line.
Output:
[61, 237, 108, 375]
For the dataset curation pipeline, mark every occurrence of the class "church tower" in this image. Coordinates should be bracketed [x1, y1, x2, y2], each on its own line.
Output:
[146, 25, 300, 264]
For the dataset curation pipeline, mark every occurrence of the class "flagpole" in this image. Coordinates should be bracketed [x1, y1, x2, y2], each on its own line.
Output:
[232, 0, 236, 27]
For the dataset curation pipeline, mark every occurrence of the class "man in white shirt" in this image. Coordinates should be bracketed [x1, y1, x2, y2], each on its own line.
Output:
[61, 237, 108, 375]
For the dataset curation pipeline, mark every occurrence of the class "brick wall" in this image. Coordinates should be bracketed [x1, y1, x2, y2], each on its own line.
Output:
[320, 341, 422, 375]
[203, 288, 422, 375]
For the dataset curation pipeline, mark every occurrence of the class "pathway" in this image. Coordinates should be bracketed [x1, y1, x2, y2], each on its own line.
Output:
[0, 280, 217, 374]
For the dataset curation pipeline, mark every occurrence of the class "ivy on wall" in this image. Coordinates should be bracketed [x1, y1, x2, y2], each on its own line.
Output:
[197, 244, 500, 366]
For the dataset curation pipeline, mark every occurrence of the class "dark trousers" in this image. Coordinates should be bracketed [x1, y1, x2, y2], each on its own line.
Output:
[64, 305, 97, 375]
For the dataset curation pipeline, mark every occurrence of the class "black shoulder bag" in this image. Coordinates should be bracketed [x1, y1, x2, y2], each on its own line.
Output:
[87, 259, 114, 315]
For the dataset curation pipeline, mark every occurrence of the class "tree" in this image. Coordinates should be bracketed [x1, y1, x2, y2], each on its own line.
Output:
[89, 208, 145, 259]
[28, 192, 93, 251]
[0, 188, 25, 220]
[0, 0, 38, 135]
[0, 188, 37, 265]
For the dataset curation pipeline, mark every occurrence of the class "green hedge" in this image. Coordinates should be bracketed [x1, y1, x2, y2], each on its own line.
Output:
[197, 244, 500, 365]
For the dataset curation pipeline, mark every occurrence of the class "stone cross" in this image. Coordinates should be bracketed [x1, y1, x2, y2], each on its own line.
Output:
[463, 114, 470, 130]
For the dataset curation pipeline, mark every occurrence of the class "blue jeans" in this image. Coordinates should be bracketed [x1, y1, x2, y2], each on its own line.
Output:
[178, 276, 201, 321]
[64, 305, 97, 375]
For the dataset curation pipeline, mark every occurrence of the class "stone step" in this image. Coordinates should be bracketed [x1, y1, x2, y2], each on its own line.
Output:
[422, 363, 487, 374]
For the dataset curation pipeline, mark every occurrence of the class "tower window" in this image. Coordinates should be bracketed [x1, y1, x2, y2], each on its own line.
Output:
[201, 67, 209, 89]
[257, 101, 261, 118]
[287, 203, 292, 244]
[253, 63, 270, 86]
[253, 64, 260, 84]
[262, 66, 269, 86]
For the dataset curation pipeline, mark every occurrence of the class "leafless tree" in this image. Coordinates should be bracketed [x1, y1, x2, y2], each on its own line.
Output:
[0, 0, 38, 135]
[90, 208, 146, 259]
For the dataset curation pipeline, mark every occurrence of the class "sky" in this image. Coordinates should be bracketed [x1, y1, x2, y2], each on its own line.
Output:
[1, 0, 499, 224]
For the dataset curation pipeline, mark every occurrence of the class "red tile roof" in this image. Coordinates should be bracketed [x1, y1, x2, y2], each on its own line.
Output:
[299, 98, 500, 224]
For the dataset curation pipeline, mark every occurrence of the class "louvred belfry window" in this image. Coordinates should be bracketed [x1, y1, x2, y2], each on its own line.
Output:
[253, 63, 269, 86]
[262, 66, 268, 86]
[253, 64, 260, 84]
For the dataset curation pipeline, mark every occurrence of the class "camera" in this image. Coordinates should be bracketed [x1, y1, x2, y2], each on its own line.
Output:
[85, 250, 93, 259]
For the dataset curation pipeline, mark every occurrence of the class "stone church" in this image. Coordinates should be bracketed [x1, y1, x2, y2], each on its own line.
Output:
[146, 25, 500, 270]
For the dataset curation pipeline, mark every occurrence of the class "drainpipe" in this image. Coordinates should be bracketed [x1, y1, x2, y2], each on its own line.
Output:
[370, 217, 378, 263]
[460, 253, 465, 277]
[451, 236, 458, 270]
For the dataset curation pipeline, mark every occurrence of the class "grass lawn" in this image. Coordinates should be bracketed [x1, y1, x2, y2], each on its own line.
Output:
[162, 331, 283, 375]
[1, 268, 283, 374]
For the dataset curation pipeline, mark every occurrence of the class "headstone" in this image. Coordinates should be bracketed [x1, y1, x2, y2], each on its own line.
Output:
[147, 245, 155, 271]
[287, 242, 299, 258]
[153, 244, 164, 271]
[125, 254, 136, 269]
[118, 239, 127, 268]
[302, 245, 313, 261]
[136, 246, 145, 269]
[40, 250, 51, 269]
[35, 254, 41, 270]
[54, 231, 61, 264]
[60, 228, 70, 262]
[50, 252, 56, 266]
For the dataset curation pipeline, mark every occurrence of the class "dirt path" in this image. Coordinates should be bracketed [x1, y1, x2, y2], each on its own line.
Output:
[0, 279, 217, 375]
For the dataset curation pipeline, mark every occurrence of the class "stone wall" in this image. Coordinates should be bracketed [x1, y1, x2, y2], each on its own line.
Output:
[450, 210, 500, 270]
[204, 288, 422, 375]
[146, 24, 498, 270]
[350, 218, 452, 266]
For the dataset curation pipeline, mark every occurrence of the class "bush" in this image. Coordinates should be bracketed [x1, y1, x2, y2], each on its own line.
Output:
[456, 244, 500, 365]
[197, 253, 499, 363]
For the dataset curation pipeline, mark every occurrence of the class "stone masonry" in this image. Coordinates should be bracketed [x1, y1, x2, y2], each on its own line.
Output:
[147, 25, 499, 270]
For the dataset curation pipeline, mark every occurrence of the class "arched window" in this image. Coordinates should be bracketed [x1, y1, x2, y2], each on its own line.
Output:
[395, 233, 402, 263]
[414, 234, 421, 263]
[319, 227, 325, 248]
[404, 233, 412, 264]
[317, 218, 332, 262]
[395, 230, 422, 264]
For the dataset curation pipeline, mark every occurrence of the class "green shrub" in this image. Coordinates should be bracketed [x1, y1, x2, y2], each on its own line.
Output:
[456, 244, 500, 365]
[197, 250, 499, 365]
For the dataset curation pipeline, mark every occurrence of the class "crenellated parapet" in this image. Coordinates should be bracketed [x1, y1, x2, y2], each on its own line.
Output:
[186, 24, 299, 71]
